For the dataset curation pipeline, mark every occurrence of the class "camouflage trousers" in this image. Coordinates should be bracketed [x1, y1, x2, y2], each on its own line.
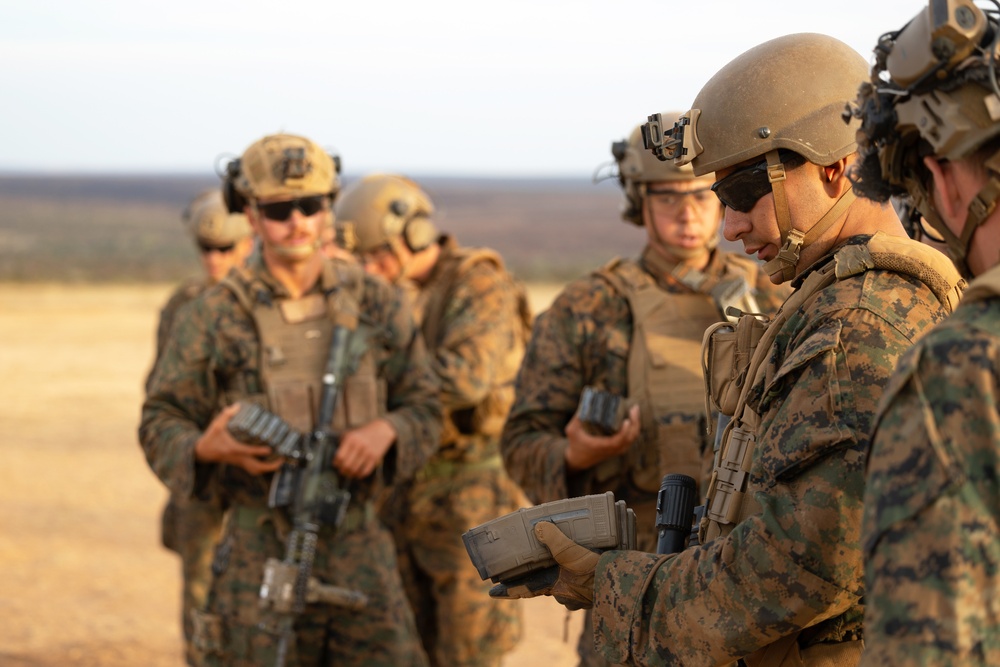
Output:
[161, 493, 226, 665]
[191, 502, 428, 667]
[381, 458, 524, 667]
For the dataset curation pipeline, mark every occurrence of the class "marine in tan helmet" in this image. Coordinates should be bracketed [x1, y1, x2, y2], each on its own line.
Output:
[335, 173, 528, 667]
[495, 34, 965, 667]
[497, 120, 788, 666]
[144, 188, 253, 665]
[140, 134, 441, 666]
[848, 2, 999, 663]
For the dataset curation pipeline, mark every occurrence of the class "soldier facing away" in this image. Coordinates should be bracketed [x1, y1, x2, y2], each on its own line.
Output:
[499, 122, 788, 666]
[495, 34, 966, 666]
[848, 1, 999, 662]
[146, 189, 255, 665]
[140, 134, 440, 666]
[334, 173, 526, 667]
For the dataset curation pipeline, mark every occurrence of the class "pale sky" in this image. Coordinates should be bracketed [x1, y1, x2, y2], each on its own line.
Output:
[0, 0, 926, 177]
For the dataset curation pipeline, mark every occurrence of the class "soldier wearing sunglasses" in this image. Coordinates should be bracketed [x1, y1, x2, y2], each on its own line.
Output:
[848, 1, 1000, 663]
[144, 189, 254, 665]
[496, 34, 965, 666]
[498, 122, 788, 666]
[141, 133, 441, 666]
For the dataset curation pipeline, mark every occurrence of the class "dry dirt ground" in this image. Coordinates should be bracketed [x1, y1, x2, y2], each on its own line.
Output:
[0, 282, 583, 667]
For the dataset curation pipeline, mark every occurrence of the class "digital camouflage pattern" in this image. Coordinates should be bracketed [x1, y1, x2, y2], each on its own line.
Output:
[589, 236, 955, 666]
[140, 255, 441, 666]
[148, 276, 227, 665]
[502, 245, 786, 530]
[381, 235, 525, 667]
[862, 264, 1000, 667]
[501, 244, 787, 665]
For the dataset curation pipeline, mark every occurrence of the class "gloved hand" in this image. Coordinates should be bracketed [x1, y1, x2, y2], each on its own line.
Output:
[488, 521, 599, 610]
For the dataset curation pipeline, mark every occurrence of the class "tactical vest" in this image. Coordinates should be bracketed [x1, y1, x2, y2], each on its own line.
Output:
[219, 260, 385, 434]
[698, 234, 964, 666]
[593, 255, 759, 494]
[701, 233, 965, 545]
[418, 246, 532, 449]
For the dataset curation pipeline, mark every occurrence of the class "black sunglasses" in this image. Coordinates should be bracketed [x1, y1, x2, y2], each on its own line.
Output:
[711, 159, 773, 213]
[197, 241, 236, 254]
[257, 195, 328, 222]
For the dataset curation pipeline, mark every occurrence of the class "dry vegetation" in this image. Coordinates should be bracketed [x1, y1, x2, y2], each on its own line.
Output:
[0, 174, 642, 283]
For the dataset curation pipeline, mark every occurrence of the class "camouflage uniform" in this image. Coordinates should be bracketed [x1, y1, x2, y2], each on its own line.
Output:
[148, 276, 227, 664]
[141, 256, 440, 667]
[861, 265, 1000, 666]
[588, 235, 959, 666]
[501, 244, 786, 665]
[381, 234, 526, 667]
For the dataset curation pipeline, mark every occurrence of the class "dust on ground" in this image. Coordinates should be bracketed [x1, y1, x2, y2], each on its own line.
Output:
[0, 282, 582, 667]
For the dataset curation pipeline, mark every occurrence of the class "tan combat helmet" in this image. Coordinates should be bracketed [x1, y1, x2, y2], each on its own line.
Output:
[612, 119, 714, 226]
[231, 133, 341, 203]
[183, 189, 252, 247]
[643, 34, 868, 283]
[847, 0, 1000, 278]
[333, 174, 437, 256]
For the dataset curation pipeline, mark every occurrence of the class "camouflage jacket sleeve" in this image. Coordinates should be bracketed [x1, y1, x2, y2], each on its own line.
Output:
[363, 275, 443, 482]
[861, 299, 1000, 666]
[591, 267, 951, 665]
[146, 279, 208, 393]
[500, 274, 631, 504]
[429, 257, 518, 410]
[139, 293, 229, 499]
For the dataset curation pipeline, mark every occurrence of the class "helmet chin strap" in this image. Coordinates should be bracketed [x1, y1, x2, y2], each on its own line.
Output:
[761, 149, 856, 283]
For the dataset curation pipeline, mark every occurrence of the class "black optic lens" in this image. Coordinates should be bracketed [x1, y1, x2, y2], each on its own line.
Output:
[711, 160, 772, 213]
[198, 242, 236, 254]
[258, 195, 327, 221]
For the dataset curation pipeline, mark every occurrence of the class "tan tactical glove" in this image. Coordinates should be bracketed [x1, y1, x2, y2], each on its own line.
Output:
[488, 521, 599, 610]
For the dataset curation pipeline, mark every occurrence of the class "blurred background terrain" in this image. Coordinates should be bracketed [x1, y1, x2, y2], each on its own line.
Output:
[0, 174, 641, 283]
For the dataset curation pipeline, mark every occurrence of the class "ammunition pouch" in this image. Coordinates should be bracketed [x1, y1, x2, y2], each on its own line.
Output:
[702, 312, 767, 419]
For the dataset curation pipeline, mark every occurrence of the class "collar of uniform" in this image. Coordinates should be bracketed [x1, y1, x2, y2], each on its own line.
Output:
[246, 255, 325, 302]
[640, 244, 721, 292]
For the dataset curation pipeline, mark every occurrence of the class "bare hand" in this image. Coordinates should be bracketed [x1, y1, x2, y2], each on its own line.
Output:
[193, 403, 285, 476]
[333, 418, 396, 479]
[564, 404, 640, 472]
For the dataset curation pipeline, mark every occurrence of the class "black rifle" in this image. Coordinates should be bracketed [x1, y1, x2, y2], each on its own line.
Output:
[227, 325, 364, 667]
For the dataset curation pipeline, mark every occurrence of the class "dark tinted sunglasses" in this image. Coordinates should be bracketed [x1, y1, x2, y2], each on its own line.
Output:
[197, 241, 236, 254]
[257, 195, 328, 222]
[711, 159, 772, 213]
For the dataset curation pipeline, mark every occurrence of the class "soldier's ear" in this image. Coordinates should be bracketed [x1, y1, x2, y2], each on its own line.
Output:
[922, 156, 963, 225]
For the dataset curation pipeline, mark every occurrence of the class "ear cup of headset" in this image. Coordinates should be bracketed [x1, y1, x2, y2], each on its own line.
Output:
[389, 199, 436, 253]
[222, 159, 248, 214]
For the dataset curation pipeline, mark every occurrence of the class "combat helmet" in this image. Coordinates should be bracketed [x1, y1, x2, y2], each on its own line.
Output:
[847, 0, 1000, 278]
[222, 133, 341, 212]
[643, 34, 868, 282]
[333, 174, 437, 256]
[183, 189, 251, 247]
[612, 119, 713, 226]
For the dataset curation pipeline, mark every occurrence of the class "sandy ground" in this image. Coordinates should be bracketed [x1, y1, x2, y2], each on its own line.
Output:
[0, 282, 582, 667]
